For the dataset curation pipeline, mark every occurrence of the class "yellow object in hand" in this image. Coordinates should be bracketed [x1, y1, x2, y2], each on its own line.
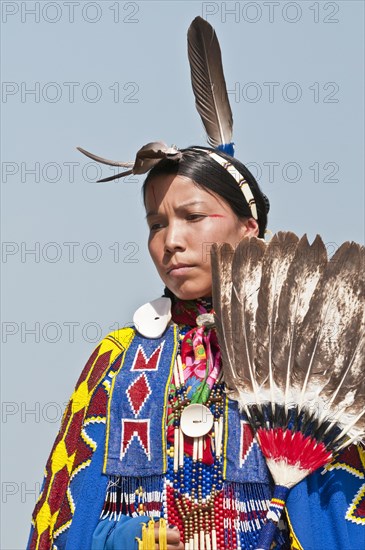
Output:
[159, 518, 167, 550]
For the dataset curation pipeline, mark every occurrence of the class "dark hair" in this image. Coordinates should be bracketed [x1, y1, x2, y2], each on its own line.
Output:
[142, 146, 269, 238]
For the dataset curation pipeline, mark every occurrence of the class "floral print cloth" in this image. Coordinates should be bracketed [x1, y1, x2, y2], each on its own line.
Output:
[171, 297, 222, 401]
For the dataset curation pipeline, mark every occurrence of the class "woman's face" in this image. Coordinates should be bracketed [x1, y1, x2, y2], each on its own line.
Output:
[145, 174, 259, 300]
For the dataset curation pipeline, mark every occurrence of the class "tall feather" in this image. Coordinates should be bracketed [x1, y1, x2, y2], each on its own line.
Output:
[187, 16, 233, 148]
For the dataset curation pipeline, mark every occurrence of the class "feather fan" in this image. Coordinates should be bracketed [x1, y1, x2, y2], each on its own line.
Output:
[211, 232, 365, 550]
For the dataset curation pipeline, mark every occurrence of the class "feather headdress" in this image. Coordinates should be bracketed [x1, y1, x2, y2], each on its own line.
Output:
[77, 16, 236, 179]
[211, 232, 365, 550]
[76, 142, 181, 183]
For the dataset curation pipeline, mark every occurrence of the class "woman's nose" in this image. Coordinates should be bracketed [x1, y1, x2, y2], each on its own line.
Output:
[164, 221, 186, 253]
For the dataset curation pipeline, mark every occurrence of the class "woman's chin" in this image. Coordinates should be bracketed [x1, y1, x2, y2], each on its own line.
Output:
[167, 284, 212, 301]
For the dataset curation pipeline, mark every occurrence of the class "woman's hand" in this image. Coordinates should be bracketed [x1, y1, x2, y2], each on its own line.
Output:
[154, 522, 183, 549]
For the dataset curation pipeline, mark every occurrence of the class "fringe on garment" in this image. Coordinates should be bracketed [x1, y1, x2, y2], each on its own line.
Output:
[100, 475, 165, 521]
[100, 476, 289, 548]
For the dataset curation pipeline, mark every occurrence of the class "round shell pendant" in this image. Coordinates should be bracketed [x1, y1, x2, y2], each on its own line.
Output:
[180, 404, 214, 437]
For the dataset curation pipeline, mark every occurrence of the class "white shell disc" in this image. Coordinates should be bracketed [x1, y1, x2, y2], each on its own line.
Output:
[180, 404, 213, 437]
[133, 297, 171, 338]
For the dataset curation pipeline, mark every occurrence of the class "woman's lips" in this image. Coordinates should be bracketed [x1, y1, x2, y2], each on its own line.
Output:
[168, 266, 195, 276]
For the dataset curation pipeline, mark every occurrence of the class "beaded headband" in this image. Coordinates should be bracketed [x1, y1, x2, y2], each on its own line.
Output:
[77, 17, 268, 224]
[208, 151, 258, 220]
[192, 147, 259, 221]
[77, 141, 263, 222]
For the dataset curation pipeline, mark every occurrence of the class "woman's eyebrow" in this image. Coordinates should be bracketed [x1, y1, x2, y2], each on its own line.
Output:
[178, 200, 208, 209]
[146, 200, 208, 218]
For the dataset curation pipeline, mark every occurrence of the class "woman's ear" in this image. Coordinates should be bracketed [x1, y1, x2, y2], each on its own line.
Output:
[241, 217, 259, 238]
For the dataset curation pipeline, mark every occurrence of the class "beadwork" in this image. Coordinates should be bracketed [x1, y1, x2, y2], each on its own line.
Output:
[96, 317, 290, 550]
[167, 322, 225, 549]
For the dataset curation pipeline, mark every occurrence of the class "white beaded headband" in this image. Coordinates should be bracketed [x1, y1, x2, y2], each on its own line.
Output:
[197, 148, 258, 221]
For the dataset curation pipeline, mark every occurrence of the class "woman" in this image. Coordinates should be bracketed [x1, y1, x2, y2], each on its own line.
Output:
[28, 146, 292, 549]
[28, 145, 364, 550]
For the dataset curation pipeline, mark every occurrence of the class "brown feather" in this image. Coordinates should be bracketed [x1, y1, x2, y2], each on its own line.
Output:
[272, 235, 327, 400]
[187, 16, 233, 147]
[230, 237, 267, 394]
[133, 142, 182, 174]
[295, 242, 365, 431]
[77, 146, 133, 167]
[254, 232, 299, 398]
[77, 141, 182, 182]
[330, 331, 365, 438]
[211, 242, 235, 389]
[97, 170, 133, 183]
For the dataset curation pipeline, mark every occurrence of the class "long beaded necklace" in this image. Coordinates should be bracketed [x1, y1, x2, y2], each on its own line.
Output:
[169, 331, 225, 550]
